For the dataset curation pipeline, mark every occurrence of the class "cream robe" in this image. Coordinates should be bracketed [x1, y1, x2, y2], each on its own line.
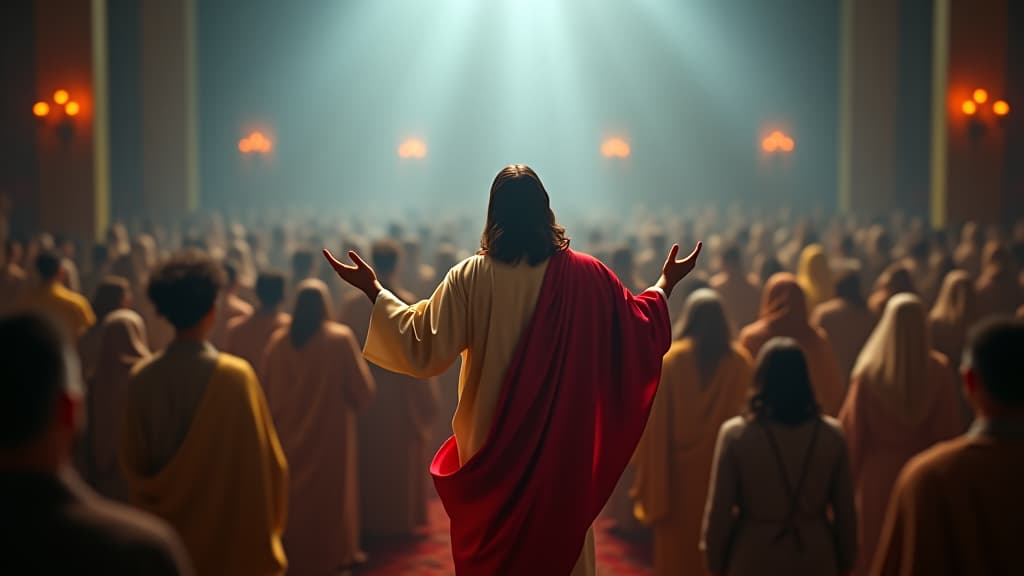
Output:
[363, 254, 598, 576]
[261, 323, 375, 573]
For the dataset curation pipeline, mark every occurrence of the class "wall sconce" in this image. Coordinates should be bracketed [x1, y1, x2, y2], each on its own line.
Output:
[397, 138, 428, 159]
[961, 87, 1010, 141]
[238, 130, 273, 155]
[600, 137, 631, 159]
[32, 88, 82, 143]
[761, 130, 795, 154]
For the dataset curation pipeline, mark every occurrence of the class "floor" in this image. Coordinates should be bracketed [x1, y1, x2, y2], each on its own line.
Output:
[358, 498, 654, 575]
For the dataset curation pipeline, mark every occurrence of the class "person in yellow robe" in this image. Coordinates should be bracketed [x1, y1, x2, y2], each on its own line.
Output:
[121, 250, 288, 576]
[873, 319, 1024, 575]
[632, 289, 753, 576]
[18, 250, 95, 338]
[797, 244, 834, 312]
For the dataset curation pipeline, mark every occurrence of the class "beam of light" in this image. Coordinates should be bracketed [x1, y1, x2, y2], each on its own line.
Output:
[972, 88, 988, 104]
[33, 101, 50, 117]
[53, 89, 69, 105]
[992, 100, 1009, 116]
[961, 100, 977, 115]
[64, 101, 81, 116]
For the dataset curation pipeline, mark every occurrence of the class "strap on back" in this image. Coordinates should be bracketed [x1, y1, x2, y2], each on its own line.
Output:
[757, 417, 822, 552]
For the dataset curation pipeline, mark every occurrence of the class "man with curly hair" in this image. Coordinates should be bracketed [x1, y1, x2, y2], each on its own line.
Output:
[121, 250, 289, 576]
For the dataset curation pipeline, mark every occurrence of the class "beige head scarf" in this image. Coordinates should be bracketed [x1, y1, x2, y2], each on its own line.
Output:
[852, 293, 931, 424]
[929, 270, 975, 327]
[88, 308, 150, 499]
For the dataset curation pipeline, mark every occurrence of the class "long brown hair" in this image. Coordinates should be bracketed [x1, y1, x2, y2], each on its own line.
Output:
[479, 165, 569, 265]
[289, 279, 331, 349]
[748, 337, 820, 426]
[674, 289, 732, 387]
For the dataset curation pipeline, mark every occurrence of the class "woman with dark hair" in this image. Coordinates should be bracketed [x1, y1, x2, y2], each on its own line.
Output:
[261, 279, 375, 574]
[324, 164, 701, 575]
[703, 338, 857, 576]
[839, 294, 962, 574]
[812, 270, 875, 394]
[632, 290, 752, 576]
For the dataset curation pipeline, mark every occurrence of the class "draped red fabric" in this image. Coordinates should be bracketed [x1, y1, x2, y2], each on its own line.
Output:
[430, 249, 672, 575]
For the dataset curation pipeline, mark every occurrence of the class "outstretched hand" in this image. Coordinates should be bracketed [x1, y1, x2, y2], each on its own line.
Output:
[323, 249, 382, 302]
[656, 242, 703, 299]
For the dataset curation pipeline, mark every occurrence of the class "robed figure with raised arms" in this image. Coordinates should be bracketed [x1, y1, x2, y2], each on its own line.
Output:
[325, 164, 701, 575]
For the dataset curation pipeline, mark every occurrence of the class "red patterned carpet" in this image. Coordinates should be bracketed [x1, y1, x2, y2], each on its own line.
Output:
[359, 498, 654, 575]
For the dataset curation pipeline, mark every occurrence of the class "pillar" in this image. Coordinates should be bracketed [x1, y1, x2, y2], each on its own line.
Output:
[139, 0, 199, 218]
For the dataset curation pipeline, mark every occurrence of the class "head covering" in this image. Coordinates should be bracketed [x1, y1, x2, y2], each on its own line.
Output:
[674, 289, 732, 386]
[740, 273, 845, 415]
[797, 244, 833, 311]
[88, 309, 150, 499]
[929, 270, 975, 327]
[290, 278, 332, 348]
[852, 293, 931, 425]
[756, 273, 813, 337]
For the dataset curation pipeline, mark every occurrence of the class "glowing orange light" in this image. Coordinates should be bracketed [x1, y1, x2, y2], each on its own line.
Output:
[53, 89, 69, 105]
[962, 100, 977, 115]
[238, 130, 273, 154]
[32, 101, 50, 117]
[761, 130, 794, 153]
[972, 89, 988, 104]
[993, 100, 1010, 117]
[64, 101, 80, 117]
[600, 137, 631, 158]
[397, 138, 428, 159]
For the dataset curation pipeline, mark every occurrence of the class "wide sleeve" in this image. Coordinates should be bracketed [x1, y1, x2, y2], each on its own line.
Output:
[871, 460, 954, 576]
[338, 329, 376, 411]
[630, 351, 675, 526]
[243, 367, 289, 575]
[363, 268, 468, 378]
[701, 422, 741, 574]
[829, 429, 858, 572]
[838, 377, 866, 477]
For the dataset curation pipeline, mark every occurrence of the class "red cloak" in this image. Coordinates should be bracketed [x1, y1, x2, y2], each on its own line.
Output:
[430, 249, 672, 575]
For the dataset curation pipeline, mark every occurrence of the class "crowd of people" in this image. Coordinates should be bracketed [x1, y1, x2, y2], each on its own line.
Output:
[1, 199, 1023, 575]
